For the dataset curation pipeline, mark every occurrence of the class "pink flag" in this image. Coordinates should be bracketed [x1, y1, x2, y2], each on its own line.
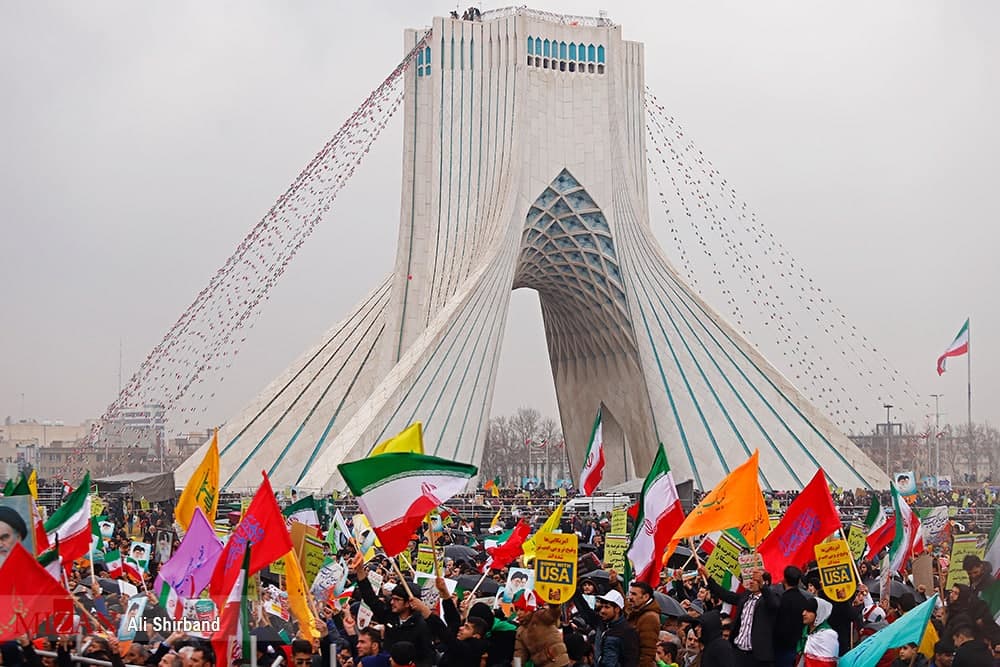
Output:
[154, 507, 223, 598]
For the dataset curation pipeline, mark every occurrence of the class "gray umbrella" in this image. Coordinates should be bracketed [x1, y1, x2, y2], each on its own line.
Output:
[82, 576, 121, 594]
[444, 545, 479, 561]
[586, 569, 611, 580]
[456, 574, 500, 596]
[654, 591, 686, 617]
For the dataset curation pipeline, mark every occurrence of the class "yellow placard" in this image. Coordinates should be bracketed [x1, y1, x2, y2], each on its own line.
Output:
[91, 495, 105, 518]
[610, 508, 628, 535]
[534, 532, 578, 604]
[301, 535, 326, 587]
[603, 534, 629, 572]
[704, 534, 743, 583]
[945, 534, 985, 588]
[415, 544, 439, 575]
[271, 557, 286, 576]
[846, 523, 867, 561]
[814, 539, 857, 602]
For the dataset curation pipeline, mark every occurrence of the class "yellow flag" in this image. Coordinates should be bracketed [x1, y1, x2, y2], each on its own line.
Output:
[522, 501, 565, 563]
[491, 485, 500, 498]
[175, 430, 220, 530]
[369, 422, 424, 456]
[490, 507, 503, 529]
[918, 619, 939, 659]
[668, 450, 768, 557]
[27, 470, 38, 500]
[282, 548, 319, 638]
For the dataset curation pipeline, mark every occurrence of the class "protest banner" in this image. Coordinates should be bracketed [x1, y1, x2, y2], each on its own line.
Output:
[847, 523, 867, 561]
[738, 551, 764, 586]
[705, 534, 743, 583]
[946, 534, 985, 587]
[611, 508, 628, 534]
[301, 534, 326, 587]
[534, 532, 578, 603]
[603, 534, 629, 572]
[814, 539, 857, 602]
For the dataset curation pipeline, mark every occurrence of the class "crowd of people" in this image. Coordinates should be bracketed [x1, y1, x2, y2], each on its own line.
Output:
[1, 484, 999, 667]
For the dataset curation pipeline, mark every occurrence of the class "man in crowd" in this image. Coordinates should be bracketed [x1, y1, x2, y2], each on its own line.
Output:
[773, 566, 806, 667]
[355, 628, 391, 667]
[627, 581, 661, 667]
[594, 589, 640, 667]
[952, 625, 992, 667]
[700, 565, 780, 667]
[962, 556, 996, 597]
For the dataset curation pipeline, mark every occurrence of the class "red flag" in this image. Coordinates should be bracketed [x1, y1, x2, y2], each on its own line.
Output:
[208, 474, 292, 610]
[484, 520, 531, 571]
[758, 469, 842, 577]
[0, 543, 72, 641]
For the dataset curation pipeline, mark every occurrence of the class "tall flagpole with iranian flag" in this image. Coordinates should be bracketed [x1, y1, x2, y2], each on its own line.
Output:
[579, 407, 605, 496]
[936, 318, 971, 460]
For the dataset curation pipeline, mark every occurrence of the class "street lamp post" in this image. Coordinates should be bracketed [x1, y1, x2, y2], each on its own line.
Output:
[883, 404, 893, 476]
[930, 394, 943, 479]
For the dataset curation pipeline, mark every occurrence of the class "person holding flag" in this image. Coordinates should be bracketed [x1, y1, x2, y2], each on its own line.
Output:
[698, 563, 780, 667]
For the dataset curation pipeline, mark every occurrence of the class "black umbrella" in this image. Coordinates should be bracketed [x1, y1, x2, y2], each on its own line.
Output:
[654, 591, 686, 617]
[456, 574, 500, 596]
[82, 576, 121, 594]
[586, 569, 611, 580]
[869, 579, 910, 599]
[665, 545, 694, 568]
[444, 545, 479, 561]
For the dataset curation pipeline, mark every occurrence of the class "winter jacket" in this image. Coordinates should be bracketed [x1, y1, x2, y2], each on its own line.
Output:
[356, 577, 435, 667]
[514, 605, 570, 667]
[708, 578, 780, 662]
[699, 611, 736, 667]
[594, 614, 640, 667]
[627, 597, 662, 667]
[774, 588, 808, 651]
[953, 640, 993, 667]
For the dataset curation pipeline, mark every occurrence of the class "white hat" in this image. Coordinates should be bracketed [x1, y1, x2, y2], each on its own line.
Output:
[597, 590, 625, 608]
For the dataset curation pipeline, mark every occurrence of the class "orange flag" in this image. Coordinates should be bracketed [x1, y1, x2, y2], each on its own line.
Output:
[665, 450, 769, 561]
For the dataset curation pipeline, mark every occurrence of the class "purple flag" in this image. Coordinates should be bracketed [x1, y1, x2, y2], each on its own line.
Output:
[154, 507, 222, 598]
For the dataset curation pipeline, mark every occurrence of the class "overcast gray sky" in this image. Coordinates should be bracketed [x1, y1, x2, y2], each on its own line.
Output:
[2, 1, 997, 438]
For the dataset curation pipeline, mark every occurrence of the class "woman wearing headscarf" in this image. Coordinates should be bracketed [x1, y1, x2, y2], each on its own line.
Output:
[797, 597, 839, 667]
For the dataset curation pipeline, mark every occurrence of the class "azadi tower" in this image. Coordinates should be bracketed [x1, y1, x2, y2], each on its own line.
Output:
[177, 9, 889, 494]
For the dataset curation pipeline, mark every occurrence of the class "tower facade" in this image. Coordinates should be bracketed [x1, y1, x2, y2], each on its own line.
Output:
[178, 10, 889, 493]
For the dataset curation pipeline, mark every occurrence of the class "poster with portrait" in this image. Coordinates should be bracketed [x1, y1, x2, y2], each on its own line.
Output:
[117, 595, 148, 641]
[155, 530, 174, 563]
[0, 495, 36, 563]
[502, 567, 535, 603]
[128, 541, 151, 571]
[893, 471, 917, 496]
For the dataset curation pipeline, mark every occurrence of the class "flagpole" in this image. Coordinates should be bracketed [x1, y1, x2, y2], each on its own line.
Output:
[967, 318, 973, 462]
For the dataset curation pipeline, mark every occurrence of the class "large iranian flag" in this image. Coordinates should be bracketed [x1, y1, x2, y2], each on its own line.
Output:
[43, 473, 92, 565]
[337, 453, 477, 556]
[864, 495, 895, 557]
[887, 484, 921, 575]
[627, 444, 684, 588]
[937, 318, 969, 375]
[579, 409, 605, 496]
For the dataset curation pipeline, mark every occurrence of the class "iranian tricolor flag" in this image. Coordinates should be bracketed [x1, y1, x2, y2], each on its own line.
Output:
[37, 541, 63, 582]
[937, 318, 969, 375]
[283, 495, 321, 527]
[627, 444, 684, 588]
[579, 409, 605, 496]
[864, 495, 895, 557]
[105, 549, 123, 578]
[887, 484, 921, 575]
[984, 508, 1000, 580]
[158, 581, 184, 621]
[213, 546, 251, 667]
[123, 557, 144, 582]
[43, 473, 92, 566]
[336, 452, 477, 556]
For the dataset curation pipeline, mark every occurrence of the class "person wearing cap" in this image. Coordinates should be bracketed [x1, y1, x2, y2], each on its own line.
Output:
[0, 505, 29, 567]
[349, 553, 433, 667]
[594, 589, 640, 667]
[961, 556, 996, 597]
[798, 597, 839, 667]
